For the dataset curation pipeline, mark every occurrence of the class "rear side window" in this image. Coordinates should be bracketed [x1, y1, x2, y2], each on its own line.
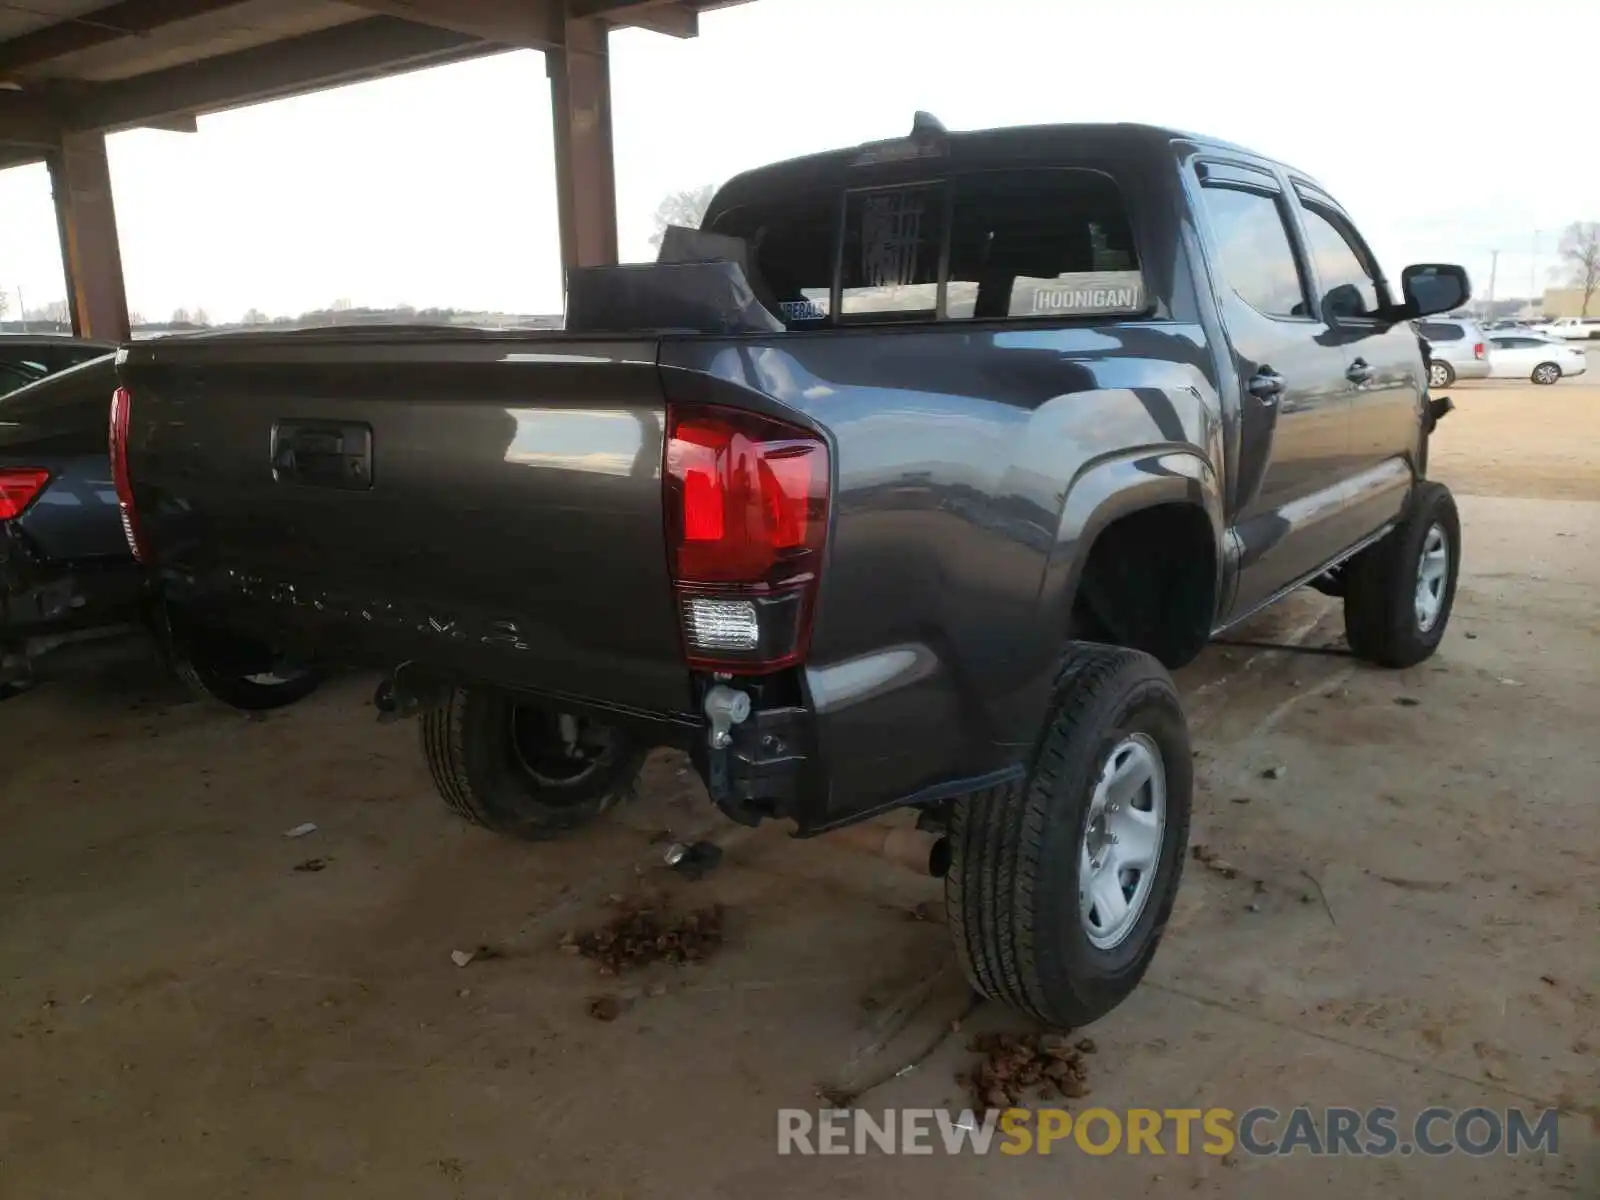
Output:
[1419, 322, 1464, 342]
[1198, 185, 1307, 318]
[710, 168, 1145, 326]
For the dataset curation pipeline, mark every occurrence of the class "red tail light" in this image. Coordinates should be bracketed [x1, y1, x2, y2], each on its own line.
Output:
[664, 403, 829, 671]
[0, 468, 50, 520]
[1474, 342, 1485, 360]
[108, 385, 148, 561]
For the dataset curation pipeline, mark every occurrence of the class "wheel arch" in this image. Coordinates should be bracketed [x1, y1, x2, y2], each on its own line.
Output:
[1038, 449, 1227, 669]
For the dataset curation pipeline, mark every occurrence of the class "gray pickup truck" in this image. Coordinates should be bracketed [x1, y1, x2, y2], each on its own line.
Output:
[117, 118, 1466, 1028]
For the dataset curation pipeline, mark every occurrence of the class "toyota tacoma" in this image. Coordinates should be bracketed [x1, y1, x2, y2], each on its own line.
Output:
[114, 118, 1466, 1027]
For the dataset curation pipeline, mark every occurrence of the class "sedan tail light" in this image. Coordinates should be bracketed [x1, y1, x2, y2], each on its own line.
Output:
[0, 468, 50, 520]
[664, 403, 829, 672]
[1474, 342, 1485, 360]
[108, 385, 149, 561]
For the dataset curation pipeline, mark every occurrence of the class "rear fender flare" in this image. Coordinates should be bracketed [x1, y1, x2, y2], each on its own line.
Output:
[1037, 448, 1227, 645]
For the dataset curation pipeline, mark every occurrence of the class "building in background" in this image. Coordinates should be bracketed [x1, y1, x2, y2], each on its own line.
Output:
[1539, 288, 1596, 318]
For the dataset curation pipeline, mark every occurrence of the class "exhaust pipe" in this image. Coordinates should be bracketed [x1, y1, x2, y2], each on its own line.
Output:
[825, 822, 950, 877]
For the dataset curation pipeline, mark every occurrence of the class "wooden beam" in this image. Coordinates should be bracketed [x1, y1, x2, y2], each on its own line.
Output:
[566, 0, 698, 38]
[548, 15, 617, 271]
[49, 131, 131, 341]
[72, 17, 493, 131]
[0, 92, 65, 147]
[0, 0, 251, 77]
[343, 0, 564, 51]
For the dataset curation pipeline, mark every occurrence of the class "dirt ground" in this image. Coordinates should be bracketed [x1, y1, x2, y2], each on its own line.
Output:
[1, 379, 1597, 1198]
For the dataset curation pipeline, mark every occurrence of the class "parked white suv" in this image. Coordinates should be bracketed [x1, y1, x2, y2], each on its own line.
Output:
[1418, 318, 1491, 387]
[1537, 317, 1600, 341]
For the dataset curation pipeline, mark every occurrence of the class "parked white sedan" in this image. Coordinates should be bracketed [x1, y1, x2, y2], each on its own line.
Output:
[1486, 333, 1589, 385]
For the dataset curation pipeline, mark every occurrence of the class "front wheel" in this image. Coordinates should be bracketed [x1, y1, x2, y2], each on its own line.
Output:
[420, 686, 644, 840]
[1342, 481, 1461, 667]
[945, 644, 1191, 1028]
[1531, 362, 1562, 385]
[1428, 361, 1455, 389]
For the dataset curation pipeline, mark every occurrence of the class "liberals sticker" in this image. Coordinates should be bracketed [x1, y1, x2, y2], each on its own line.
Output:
[779, 299, 830, 322]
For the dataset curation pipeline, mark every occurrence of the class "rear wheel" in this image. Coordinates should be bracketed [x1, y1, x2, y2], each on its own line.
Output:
[170, 626, 322, 711]
[421, 686, 644, 840]
[945, 644, 1191, 1028]
[1428, 361, 1455, 389]
[1342, 481, 1460, 667]
[1531, 362, 1561, 385]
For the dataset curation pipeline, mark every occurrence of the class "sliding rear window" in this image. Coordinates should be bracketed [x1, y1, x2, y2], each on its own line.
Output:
[709, 168, 1145, 328]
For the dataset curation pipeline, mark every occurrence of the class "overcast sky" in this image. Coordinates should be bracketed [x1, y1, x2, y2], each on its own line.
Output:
[0, 0, 1592, 323]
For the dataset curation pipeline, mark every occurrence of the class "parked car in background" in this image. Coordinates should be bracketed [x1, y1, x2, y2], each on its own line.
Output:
[1486, 333, 1590, 384]
[0, 361, 44, 396]
[1537, 316, 1600, 341]
[1, 356, 322, 704]
[1418, 317, 1490, 387]
[0, 334, 116, 388]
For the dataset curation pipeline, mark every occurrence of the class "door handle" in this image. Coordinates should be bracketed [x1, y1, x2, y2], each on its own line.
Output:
[1345, 358, 1376, 385]
[1247, 369, 1286, 404]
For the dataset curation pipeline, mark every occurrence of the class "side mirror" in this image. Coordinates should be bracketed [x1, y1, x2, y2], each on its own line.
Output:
[1402, 263, 1471, 318]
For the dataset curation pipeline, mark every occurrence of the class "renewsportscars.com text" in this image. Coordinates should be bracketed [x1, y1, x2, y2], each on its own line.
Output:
[777, 1106, 1561, 1157]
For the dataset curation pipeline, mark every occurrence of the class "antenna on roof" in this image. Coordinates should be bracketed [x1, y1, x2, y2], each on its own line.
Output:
[911, 111, 946, 136]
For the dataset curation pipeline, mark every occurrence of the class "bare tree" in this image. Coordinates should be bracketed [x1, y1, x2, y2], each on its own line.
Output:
[128, 311, 146, 328]
[241, 308, 268, 326]
[192, 306, 210, 327]
[171, 307, 191, 325]
[648, 184, 717, 248]
[1558, 222, 1600, 316]
[0, 289, 9, 321]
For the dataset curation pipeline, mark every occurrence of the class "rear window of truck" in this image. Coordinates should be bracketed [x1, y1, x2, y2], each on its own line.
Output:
[709, 169, 1145, 328]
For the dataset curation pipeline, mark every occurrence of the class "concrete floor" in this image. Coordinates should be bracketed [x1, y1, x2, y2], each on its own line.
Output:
[1, 386, 1596, 1197]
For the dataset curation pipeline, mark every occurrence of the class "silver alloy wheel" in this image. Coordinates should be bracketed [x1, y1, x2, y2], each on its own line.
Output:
[1533, 363, 1560, 385]
[1415, 522, 1449, 633]
[1428, 362, 1451, 389]
[1079, 733, 1167, 951]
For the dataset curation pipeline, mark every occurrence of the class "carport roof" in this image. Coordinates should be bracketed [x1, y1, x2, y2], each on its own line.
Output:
[0, 0, 751, 169]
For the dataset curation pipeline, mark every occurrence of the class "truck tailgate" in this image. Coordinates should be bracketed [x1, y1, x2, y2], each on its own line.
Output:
[120, 334, 694, 716]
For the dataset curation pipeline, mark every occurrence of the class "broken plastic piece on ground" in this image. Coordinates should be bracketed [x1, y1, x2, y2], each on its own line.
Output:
[664, 840, 723, 880]
[283, 822, 317, 839]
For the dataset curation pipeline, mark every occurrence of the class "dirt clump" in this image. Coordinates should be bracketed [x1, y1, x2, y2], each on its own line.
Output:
[957, 1032, 1095, 1110]
[563, 899, 725, 974]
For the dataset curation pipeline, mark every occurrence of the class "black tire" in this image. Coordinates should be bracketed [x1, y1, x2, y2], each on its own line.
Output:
[1428, 360, 1455, 389]
[421, 686, 644, 840]
[945, 644, 1192, 1028]
[173, 654, 323, 711]
[1531, 362, 1561, 385]
[1342, 481, 1460, 668]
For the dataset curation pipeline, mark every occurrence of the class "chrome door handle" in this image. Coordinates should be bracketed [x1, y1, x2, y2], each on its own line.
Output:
[1248, 369, 1286, 404]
